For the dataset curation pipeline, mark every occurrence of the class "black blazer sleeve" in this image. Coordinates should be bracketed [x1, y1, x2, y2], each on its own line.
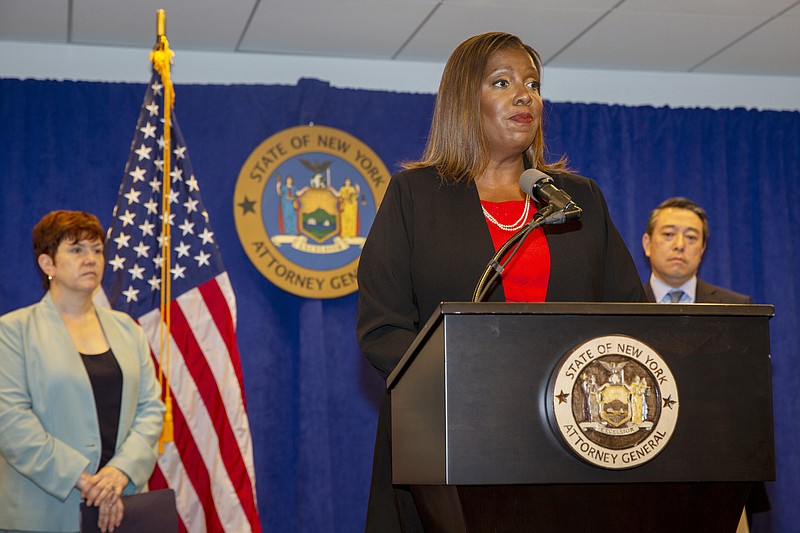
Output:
[356, 167, 501, 378]
[356, 170, 420, 379]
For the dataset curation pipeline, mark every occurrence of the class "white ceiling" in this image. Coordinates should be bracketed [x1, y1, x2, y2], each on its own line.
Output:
[1, 0, 799, 77]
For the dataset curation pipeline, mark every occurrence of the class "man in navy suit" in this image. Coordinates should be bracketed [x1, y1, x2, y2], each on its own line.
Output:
[641, 197, 752, 304]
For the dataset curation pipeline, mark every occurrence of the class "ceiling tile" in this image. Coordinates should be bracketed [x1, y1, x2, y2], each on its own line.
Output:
[71, 0, 257, 50]
[439, 0, 619, 8]
[694, 2, 800, 75]
[618, 0, 799, 17]
[0, 0, 68, 43]
[549, 10, 768, 71]
[241, 0, 439, 59]
[396, 4, 611, 62]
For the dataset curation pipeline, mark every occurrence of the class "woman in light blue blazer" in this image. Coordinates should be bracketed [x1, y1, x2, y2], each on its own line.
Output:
[0, 211, 165, 533]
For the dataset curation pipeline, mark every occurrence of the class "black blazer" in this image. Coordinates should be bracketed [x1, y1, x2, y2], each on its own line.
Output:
[644, 278, 752, 304]
[357, 166, 647, 378]
[356, 166, 647, 532]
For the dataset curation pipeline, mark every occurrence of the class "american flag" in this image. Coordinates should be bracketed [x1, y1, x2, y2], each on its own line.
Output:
[100, 69, 262, 532]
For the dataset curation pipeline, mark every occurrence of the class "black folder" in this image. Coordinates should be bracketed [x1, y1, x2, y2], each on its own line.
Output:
[80, 489, 178, 533]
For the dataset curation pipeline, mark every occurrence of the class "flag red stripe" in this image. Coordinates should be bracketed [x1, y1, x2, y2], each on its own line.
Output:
[168, 300, 261, 529]
[193, 282, 261, 531]
[149, 353, 225, 532]
[198, 279, 246, 406]
[169, 390, 225, 532]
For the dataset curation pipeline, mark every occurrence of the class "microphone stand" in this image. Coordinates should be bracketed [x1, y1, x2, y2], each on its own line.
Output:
[471, 202, 582, 303]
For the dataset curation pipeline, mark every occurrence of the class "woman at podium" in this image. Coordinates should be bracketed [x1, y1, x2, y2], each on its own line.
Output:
[357, 32, 646, 533]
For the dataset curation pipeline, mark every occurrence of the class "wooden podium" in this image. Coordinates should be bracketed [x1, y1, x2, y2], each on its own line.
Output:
[387, 303, 775, 533]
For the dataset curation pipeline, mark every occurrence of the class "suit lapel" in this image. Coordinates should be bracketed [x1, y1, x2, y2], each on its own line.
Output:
[695, 279, 719, 303]
[644, 282, 656, 303]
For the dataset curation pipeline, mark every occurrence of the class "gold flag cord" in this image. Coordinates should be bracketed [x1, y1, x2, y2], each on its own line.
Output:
[150, 9, 176, 454]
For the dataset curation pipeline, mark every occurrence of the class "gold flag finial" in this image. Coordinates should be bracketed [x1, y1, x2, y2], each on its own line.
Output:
[150, 9, 174, 77]
[156, 9, 166, 40]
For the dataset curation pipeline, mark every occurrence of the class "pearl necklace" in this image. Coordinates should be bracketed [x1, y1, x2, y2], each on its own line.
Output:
[482, 195, 531, 232]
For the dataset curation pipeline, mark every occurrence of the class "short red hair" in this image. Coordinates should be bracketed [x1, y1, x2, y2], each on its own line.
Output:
[32, 210, 104, 288]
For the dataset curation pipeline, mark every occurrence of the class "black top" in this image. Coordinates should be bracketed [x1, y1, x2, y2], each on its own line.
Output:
[80, 349, 123, 469]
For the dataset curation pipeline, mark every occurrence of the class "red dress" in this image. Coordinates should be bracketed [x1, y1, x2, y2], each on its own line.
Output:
[480, 198, 551, 302]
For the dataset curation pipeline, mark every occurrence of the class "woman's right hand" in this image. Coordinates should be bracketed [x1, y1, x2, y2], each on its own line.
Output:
[97, 496, 124, 532]
[80, 465, 128, 506]
[77, 467, 128, 530]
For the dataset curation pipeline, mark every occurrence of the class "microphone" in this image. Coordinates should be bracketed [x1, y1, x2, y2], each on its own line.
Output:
[519, 169, 582, 221]
[472, 169, 584, 302]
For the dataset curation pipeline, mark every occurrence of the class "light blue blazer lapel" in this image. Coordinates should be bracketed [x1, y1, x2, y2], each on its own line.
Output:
[37, 293, 103, 474]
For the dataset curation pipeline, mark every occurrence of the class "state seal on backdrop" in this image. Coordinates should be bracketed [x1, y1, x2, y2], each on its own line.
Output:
[548, 335, 679, 470]
[234, 125, 390, 298]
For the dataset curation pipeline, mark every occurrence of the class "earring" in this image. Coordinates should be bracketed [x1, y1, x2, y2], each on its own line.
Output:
[48, 275, 53, 281]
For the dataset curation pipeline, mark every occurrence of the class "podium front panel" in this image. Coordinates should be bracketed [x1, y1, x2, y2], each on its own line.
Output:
[389, 303, 774, 486]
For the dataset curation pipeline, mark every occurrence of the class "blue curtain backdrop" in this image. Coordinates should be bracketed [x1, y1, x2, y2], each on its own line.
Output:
[0, 77, 797, 533]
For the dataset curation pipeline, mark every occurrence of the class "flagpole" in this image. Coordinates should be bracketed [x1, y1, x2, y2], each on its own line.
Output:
[150, 8, 175, 453]
[103, 14, 261, 528]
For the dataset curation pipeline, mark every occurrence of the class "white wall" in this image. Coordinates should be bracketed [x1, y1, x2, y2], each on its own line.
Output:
[3, 41, 800, 112]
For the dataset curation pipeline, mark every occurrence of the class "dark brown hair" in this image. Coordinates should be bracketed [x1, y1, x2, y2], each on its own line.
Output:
[403, 31, 568, 182]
